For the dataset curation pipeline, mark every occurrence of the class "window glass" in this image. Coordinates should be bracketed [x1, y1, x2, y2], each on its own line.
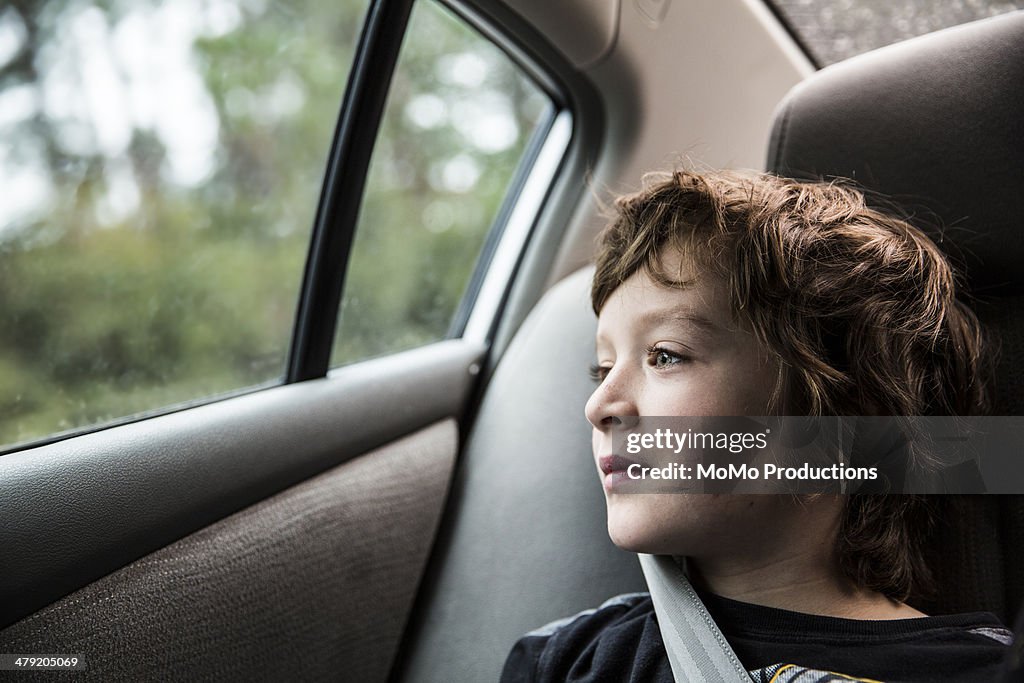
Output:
[331, 0, 552, 366]
[0, 0, 368, 449]
[770, 0, 1024, 65]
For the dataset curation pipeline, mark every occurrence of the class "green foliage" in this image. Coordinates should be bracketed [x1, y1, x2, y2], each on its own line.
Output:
[334, 0, 548, 363]
[0, 0, 549, 448]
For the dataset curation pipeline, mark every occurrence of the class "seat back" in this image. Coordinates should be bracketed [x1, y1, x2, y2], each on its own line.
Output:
[767, 10, 1024, 623]
[394, 268, 645, 682]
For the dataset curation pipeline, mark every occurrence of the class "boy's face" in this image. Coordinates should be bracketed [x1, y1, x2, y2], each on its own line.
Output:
[586, 251, 800, 558]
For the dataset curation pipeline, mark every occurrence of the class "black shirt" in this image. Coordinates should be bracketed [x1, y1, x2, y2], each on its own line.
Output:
[501, 592, 1013, 682]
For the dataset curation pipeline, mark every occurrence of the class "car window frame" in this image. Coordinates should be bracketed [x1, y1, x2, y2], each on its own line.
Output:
[0, 0, 580, 455]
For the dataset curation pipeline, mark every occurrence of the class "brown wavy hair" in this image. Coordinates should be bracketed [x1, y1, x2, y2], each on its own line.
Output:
[591, 169, 988, 601]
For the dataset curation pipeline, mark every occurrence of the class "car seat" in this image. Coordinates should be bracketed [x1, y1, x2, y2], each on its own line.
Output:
[393, 10, 1024, 682]
[393, 267, 647, 682]
[767, 9, 1024, 623]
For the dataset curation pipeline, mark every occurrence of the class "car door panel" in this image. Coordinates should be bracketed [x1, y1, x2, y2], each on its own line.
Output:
[0, 339, 482, 633]
[0, 418, 456, 680]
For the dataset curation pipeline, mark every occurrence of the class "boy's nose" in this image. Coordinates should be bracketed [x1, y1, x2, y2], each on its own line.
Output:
[585, 370, 637, 429]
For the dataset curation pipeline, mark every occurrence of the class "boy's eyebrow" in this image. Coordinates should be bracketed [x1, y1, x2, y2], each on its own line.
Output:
[637, 305, 720, 334]
[594, 305, 721, 352]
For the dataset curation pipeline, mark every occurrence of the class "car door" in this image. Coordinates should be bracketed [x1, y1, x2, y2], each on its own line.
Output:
[0, 0, 585, 678]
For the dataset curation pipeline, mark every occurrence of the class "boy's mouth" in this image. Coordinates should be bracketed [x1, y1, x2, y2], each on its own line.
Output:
[598, 454, 640, 475]
[598, 455, 647, 493]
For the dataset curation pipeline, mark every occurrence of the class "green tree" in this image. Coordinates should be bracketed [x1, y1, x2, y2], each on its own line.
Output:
[0, 0, 549, 448]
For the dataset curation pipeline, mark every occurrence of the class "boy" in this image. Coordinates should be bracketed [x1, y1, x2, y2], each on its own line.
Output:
[501, 170, 1012, 682]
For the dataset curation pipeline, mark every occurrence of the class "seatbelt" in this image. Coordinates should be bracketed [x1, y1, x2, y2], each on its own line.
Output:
[638, 554, 752, 682]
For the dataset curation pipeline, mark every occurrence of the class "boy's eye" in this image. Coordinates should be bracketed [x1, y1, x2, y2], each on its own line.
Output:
[646, 346, 688, 369]
[589, 363, 610, 383]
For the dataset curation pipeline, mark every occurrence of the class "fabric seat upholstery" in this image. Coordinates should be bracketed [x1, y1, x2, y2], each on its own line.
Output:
[394, 268, 645, 682]
[767, 10, 1024, 624]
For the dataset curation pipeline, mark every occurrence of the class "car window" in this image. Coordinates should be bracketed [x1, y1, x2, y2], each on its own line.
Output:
[0, 0, 369, 451]
[330, 0, 553, 366]
[770, 0, 1024, 65]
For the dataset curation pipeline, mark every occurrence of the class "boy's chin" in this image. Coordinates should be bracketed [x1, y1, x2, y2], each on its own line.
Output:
[603, 493, 720, 556]
[606, 508, 681, 555]
[607, 527, 655, 554]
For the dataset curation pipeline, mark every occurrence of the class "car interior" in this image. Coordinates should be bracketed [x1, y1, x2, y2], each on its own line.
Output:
[0, 0, 1022, 680]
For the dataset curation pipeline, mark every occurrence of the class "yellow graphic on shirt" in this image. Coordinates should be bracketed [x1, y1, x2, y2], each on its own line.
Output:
[753, 662, 884, 683]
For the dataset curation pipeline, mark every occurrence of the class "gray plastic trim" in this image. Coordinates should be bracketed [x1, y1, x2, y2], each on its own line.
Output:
[463, 109, 573, 344]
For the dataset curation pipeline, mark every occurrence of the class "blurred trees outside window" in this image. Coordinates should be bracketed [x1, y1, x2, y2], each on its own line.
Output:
[331, 0, 551, 365]
[0, 0, 554, 451]
[0, 0, 369, 448]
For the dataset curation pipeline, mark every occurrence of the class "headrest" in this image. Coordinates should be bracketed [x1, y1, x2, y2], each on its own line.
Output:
[767, 11, 1024, 296]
